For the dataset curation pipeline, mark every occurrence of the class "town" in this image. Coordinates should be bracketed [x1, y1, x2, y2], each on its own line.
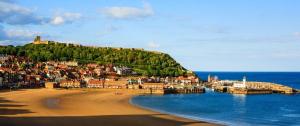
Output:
[0, 54, 204, 94]
[1, 36, 298, 95]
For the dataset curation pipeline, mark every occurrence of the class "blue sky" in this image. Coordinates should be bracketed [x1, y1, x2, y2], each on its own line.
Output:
[1, 0, 300, 71]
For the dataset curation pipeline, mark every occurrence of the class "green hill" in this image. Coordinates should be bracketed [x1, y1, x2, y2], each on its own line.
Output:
[0, 42, 187, 77]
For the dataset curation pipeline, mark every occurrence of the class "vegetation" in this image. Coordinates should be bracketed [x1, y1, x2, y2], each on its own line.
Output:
[0, 42, 187, 77]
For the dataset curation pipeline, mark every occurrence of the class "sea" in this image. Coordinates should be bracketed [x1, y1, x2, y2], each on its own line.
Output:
[131, 72, 300, 126]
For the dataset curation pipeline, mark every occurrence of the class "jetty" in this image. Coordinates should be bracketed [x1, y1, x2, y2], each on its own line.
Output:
[164, 87, 205, 94]
[133, 86, 205, 94]
[132, 88, 205, 95]
[207, 75, 299, 95]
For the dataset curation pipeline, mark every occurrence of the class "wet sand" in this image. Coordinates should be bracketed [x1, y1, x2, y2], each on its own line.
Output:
[0, 88, 219, 126]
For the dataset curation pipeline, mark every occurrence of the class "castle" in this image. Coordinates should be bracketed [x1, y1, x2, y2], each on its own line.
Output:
[32, 36, 49, 45]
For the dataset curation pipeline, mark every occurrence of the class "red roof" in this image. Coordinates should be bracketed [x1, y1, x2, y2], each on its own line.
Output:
[88, 79, 103, 85]
[57, 64, 68, 69]
[87, 63, 98, 68]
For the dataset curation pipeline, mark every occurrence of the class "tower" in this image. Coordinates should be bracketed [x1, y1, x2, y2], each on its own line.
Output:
[32, 36, 49, 44]
[243, 76, 246, 85]
[207, 74, 211, 82]
[34, 36, 41, 42]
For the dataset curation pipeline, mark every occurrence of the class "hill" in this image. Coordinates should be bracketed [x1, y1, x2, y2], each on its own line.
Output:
[0, 42, 187, 77]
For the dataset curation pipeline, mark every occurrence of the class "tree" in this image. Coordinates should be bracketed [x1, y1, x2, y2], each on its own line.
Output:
[0, 42, 188, 77]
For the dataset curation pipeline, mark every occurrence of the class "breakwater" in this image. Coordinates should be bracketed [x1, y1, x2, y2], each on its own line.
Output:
[211, 81, 298, 94]
[132, 87, 205, 94]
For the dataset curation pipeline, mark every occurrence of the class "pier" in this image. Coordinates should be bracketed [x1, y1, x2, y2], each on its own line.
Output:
[207, 76, 299, 95]
[246, 82, 295, 94]
[227, 88, 273, 94]
[211, 81, 297, 94]
[164, 87, 205, 94]
[133, 87, 205, 94]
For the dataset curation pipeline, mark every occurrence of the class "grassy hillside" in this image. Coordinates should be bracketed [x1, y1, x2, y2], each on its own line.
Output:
[0, 42, 187, 77]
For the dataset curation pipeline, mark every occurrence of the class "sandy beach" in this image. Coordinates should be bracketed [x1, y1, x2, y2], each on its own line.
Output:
[0, 88, 219, 126]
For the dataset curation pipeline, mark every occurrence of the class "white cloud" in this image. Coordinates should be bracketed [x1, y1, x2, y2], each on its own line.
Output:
[0, 0, 81, 25]
[0, 26, 44, 45]
[147, 41, 160, 48]
[5, 29, 42, 40]
[0, 0, 47, 25]
[100, 3, 154, 19]
[294, 32, 300, 37]
[51, 16, 64, 25]
[50, 12, 82, 25]
[0, 1, 81, 45]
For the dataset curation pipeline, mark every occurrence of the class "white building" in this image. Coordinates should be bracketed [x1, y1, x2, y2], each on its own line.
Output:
[233, 76, 247, 88]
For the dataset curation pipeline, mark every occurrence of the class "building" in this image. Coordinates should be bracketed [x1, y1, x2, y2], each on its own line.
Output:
[233, 76, 247, 88]
[141, 83, 164, 90]
[60, 61, 78, 67]
[127, 84, 139, 89]
[59, 80, 81, 88]
[0, 54, 9, 62]
[114, 66, 133, 75]
[45, 64, 54, 72]
[45, 82, 56, 89]
[87, 79, 104, 88]
[207, 74, 211, 82]
[208, 75, 218, 83]
[104, 80, 127, 89]
[32, 36, 49, 45]
[87, 63, 98, 68]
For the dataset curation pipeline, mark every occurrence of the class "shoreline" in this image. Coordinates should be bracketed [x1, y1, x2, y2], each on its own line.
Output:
[129, 95, 228, 126]
[0, 88, 220, 126]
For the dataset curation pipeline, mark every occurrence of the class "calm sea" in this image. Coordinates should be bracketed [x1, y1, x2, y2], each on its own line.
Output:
[131, 72, 300, 126]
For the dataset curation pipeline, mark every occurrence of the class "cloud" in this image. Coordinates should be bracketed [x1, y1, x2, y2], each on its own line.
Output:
[0, 0, 82, 26]
[0, 0, 48, 25]
[0, 1, 81, 45]
[147, 41, 160, 48]
[294, 32, 300, 37]
[5, 29, 42, 40]
[0, 25, 44, 45]
[50, 12, 82, 25]
[99, 3, 154, 19]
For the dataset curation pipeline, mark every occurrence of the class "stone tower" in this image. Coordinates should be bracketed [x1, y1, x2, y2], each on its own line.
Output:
[33, 36, 49, 44]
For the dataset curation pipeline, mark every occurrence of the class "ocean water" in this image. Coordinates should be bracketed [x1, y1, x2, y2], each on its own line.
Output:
[131, 72, 300, 126]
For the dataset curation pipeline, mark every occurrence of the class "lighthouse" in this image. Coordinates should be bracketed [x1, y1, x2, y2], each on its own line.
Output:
[233, 76, 247, 88]
[243, 76, 246, 85]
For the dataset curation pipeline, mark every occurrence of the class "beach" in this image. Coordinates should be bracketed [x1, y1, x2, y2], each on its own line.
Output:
[0, 88, 218, 126]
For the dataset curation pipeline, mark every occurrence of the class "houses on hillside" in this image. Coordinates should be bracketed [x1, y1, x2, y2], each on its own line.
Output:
[0, 54, 202, 94]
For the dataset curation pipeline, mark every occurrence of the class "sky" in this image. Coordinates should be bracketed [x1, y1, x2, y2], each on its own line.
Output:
[1, 0, 300, 71]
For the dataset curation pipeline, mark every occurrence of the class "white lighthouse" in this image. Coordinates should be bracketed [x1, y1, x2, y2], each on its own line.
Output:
[243, 76, 246, 85]
[233, 76, 247, 88]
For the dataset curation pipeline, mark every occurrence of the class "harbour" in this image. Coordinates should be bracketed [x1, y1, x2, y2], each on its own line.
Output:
[131, 72, 300, 126]
[206, 74, 299, 95]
